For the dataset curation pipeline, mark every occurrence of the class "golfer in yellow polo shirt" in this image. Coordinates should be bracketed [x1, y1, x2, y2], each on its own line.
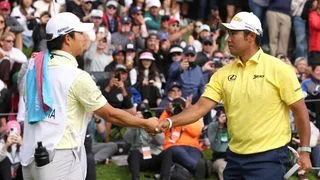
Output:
[158, 12, 312, 179]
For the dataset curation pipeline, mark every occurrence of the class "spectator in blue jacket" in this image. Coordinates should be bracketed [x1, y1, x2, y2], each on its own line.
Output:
[167, 45, 205, 103]
[301, 64, 320, 128]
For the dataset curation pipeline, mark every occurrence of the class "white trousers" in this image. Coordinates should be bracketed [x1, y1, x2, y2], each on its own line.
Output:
[22, 149, 86, 180]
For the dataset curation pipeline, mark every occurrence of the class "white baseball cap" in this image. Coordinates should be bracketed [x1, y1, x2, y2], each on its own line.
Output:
[221, 12, 263, 36]
[46, 12, 94, 41]
[147, 0, 161, 8]
[106, 0, 118, 8]
[90, 9, 103, 18]
[139, 52, 155, 61]
[199, 24, 210, 32]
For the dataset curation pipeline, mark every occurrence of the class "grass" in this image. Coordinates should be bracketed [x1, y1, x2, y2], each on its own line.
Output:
[96, 164, 318, 180]
[95, 149, 318, 180]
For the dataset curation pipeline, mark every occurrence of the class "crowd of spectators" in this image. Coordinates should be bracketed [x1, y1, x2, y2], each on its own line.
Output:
[0, 0, 320, 179]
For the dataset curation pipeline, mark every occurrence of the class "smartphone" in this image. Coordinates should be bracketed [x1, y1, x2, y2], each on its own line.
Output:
[115, 71, 121, 81]
[10, 128, 17, 136]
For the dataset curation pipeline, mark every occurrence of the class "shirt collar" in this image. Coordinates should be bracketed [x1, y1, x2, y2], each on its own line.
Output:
[235, 48, 263, 66]
[50, 50, 78, 67]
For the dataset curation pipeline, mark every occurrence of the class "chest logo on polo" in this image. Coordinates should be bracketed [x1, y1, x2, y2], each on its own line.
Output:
[253, 75, 264, 79]
[116, 93, 124, 102]
[228, 75, 237, 81]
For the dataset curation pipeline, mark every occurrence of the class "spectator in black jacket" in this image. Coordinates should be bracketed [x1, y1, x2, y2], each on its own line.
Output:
[32, 11, 51, 52]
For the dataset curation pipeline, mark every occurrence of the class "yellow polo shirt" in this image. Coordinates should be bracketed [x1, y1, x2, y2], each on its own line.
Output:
[48, 50, 107, 149]
[202, 49, 303, 154]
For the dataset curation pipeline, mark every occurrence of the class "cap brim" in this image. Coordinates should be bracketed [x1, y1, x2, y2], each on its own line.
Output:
[169, 85, 181, 90]
[170, 47, 183, 53]
[74, 22, 94, 32]
[184, 51, 195, 55]
[221, 23, 245, 31]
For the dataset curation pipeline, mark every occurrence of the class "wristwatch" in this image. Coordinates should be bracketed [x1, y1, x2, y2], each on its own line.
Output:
[297, 146, 312, 153]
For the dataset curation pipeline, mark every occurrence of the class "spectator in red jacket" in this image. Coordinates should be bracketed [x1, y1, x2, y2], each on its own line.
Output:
[102, 0, 120, 33]
[308, 0, 320, 66]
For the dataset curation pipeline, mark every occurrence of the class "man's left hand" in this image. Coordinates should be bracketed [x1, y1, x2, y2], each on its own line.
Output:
[144, 117, 160, 134]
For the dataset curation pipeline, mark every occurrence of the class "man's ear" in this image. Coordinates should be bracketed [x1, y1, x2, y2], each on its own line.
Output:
[64, 34, 72, 46]
[246, 32, 256, 43]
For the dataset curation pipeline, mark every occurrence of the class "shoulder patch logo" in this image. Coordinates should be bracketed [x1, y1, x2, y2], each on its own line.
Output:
[228, 75, 237, 81]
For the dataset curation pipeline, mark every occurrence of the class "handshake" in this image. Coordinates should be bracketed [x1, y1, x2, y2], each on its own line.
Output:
[142, 117, 172, 135]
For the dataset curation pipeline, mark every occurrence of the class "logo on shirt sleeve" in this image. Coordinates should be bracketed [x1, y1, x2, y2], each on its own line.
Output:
[294, 87, 301, 92]
[228, 75, 237, 81]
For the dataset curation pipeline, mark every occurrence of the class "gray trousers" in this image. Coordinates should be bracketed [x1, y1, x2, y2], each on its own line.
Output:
[22, 149, 86, 180]
[92, 142, 118, 164]
[266, 10, 291, 56]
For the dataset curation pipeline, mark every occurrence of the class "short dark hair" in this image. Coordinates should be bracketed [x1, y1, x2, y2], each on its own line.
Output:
[244, 30, 262, 47]
[311, 63, 320, 71]
[47, 31, 75, 51]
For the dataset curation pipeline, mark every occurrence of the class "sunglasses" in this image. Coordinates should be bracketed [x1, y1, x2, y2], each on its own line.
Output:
[204, 42, 213, 46]
[172, 52, 182, 56]
[107, 6, 116, 9]
[185, 54, 195, 57]
[92, 16, 102, 19]
[99, 37, 107, 43]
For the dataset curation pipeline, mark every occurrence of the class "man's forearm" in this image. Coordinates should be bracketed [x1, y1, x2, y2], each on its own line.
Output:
[171, 97, 216, 127]
[95, 104, 147, 128]
[291, 100, 311, 147]
[295, 113, 311, 147]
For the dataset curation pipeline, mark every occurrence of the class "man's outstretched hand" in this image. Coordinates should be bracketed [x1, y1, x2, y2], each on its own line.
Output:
[155, 120, 170, 133]
[144, 117, 161, 134]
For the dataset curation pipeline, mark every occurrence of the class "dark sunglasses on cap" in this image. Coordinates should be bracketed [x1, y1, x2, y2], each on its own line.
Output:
[185, 53, 195, 57]
[204, 42, 213, 46]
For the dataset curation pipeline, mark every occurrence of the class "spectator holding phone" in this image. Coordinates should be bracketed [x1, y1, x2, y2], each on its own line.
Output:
[0, 120, 23, 180]
[135, 51, 162, 108]
[167, 45, 205, 104]
[101, 64, 135, 140]
[84, 34, 112, 72]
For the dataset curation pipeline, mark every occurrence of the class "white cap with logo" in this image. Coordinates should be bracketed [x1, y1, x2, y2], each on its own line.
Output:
[90, 9, 103, 18]
[221, 12, 263, 36]
[46, 12, 94, 41]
